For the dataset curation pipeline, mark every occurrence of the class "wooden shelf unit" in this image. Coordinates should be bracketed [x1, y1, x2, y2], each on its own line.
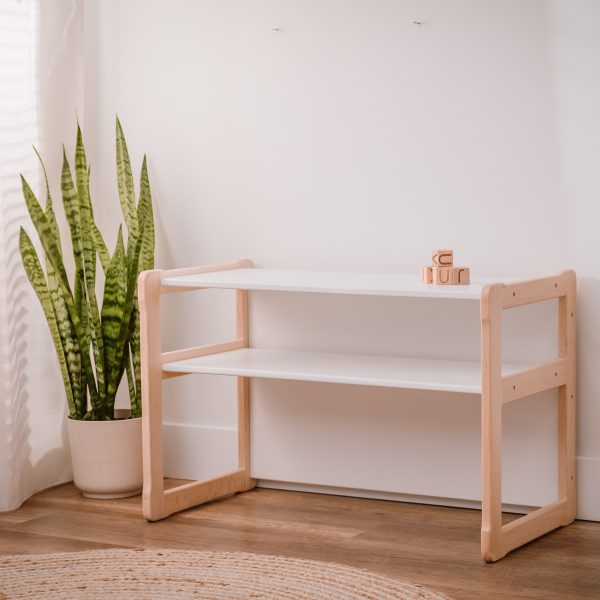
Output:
[139, 259, 577, 562]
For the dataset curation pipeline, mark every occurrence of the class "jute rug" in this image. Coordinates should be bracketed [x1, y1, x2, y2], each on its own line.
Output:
[0, 548, 452, 599]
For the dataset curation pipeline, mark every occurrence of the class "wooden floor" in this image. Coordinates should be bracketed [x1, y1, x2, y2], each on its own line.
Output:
[1, 483, 599, 600]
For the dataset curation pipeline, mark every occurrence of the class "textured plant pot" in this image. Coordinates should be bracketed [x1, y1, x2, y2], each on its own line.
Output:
[67, 409, 143, 499]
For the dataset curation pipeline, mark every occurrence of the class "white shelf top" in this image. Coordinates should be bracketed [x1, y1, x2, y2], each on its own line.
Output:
[162, 268, 493, 300]
[163, 348, 525, 394]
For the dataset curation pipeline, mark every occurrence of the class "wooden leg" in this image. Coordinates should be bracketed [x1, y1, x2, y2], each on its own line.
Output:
[558, 270, 577, 524]
[139, 270, 167, 521]
[236, 289, 256, 491]
[238, 376, 256, 491]
[481, 284, 504, 562]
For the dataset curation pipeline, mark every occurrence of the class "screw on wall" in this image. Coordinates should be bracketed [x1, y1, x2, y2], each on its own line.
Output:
[271, 26, 282, 32]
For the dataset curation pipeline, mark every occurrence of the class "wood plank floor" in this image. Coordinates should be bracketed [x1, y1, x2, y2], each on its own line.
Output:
[1, 483, 599, 599]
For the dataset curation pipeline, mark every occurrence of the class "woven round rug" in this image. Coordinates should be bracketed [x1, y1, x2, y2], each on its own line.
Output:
[0, 549, 451, 599]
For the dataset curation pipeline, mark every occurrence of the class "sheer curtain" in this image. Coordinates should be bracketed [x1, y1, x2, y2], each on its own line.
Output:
[0, 0, 74, 511]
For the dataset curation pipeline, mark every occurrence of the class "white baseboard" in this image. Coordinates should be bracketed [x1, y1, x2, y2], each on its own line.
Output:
[576, 455, 600, 521]
[162, 423, 600, 521]
[256, 480, 538, 515]
[163, 422, 238, 481]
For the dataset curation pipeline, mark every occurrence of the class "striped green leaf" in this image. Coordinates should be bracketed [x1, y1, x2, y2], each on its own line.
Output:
[101, 226, 127, 411]
[129, 155, 155, 414]
[138, 155, 155, 272]
[75, 128, 106, 405]
[129, 308, 141, 418]
[124, 346, 137, 417]
[19, 228, 76, 418]
[116, 117, 139, 240]
[106, 216, 144, 412]
[92, 222, 110, 273]
[34, 146, 61, 242]
[45, 255, 87, 418]
[22, 176, 71, 296]
[60, 150, 85, 312]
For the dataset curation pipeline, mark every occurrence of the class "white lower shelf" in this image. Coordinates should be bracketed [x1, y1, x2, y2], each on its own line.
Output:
[162, 348, 525, 394]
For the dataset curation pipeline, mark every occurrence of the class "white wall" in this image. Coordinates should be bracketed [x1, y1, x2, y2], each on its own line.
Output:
[81, 0, 600, 518]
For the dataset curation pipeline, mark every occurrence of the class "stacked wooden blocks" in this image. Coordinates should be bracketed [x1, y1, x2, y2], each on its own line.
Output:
[420, 250, 470, 285]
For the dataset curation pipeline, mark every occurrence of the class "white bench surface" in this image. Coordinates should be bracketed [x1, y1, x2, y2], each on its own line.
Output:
[162, 268, 498, 300]
[163, 348, 526, 394]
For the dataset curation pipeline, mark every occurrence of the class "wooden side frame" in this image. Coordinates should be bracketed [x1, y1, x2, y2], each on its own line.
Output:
[480, 270, 576, 562]
[138, 259, 256, 521]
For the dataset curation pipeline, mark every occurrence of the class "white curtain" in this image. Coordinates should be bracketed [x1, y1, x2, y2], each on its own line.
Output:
[0, 0, 74, 511]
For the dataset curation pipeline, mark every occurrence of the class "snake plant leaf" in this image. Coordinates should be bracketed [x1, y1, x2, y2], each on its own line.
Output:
[60, 150, 85, 310]
[75, 128, 106, 403]
[129, 307, 141, 418]
[62, 151, 93, 351]
[46, 256, 86, 419]
[124, 346, 137, 417]
[92, 222, 111, 273]
[76, 275, 91, 350]
[101, 226, 127, 409]
[21, 175, 72, 296]
[116, 117, 139, 241]
[75, 125, 88, 210]
[128, 155, 154, 414]
[19, 227, 77, 418]
[33, 146, 64, 247]
[138, 155, 155, 272]
[126, 154, 155, 414]
[106, 217, 144, 411]
[84, 161, 111, 274]
[37, 150, 87, 418]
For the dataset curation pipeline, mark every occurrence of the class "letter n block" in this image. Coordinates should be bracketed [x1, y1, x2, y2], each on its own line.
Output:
[420, 266, 433, 283]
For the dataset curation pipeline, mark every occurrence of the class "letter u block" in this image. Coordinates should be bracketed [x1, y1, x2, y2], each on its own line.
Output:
[432, 266, 453, 285]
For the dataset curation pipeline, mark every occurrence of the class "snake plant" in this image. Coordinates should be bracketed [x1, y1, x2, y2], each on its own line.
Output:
[19, 119, 154, 420]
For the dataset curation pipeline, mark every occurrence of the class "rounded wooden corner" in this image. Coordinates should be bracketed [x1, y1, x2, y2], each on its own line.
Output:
[138, 268, 162, 286]
[480, 283, 504, 320]
[480, 282, 504, 297]
[142, 493, 167, 522]
[481, 529, 506, 563]
[138, 269, 163, 304]
[482, 548, 506, 563]
[558, 269, 577, 291]
[238, 258, 255, 268]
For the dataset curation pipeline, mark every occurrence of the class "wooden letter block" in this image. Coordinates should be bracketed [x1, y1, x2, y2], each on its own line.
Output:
[432, 266, 453, 285]
[452, 267, 470, 285]
[420, 266, 433, 284]
[432, 249, 453, 267]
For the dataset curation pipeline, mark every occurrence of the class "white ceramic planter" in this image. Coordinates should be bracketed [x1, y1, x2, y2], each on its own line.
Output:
[67, 409, 143, 499]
